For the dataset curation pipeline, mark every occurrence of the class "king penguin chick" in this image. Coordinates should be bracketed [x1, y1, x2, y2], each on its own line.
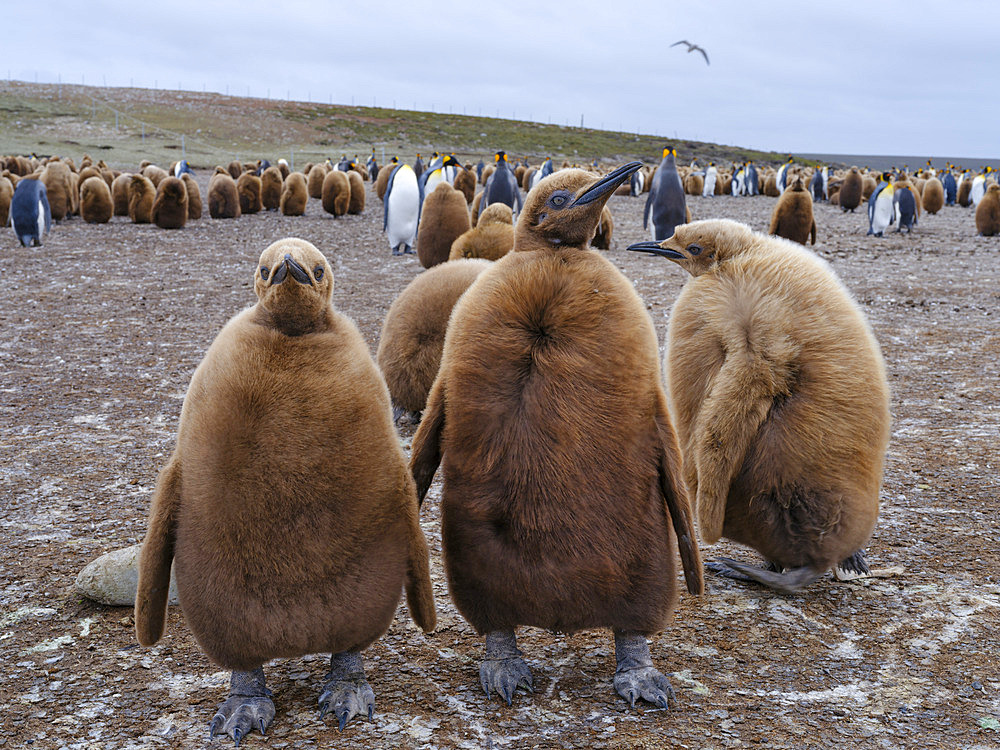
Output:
[135, 239, 435, 743]
[377, 258, 493, 422]
[768, 177, 816, 245]
[628, 220, 890, 592]
[410, 163, 703, 710]
[644, 147, 688, 240]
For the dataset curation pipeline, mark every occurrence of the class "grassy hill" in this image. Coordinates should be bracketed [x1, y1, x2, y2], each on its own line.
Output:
[0, 79, 792, 171]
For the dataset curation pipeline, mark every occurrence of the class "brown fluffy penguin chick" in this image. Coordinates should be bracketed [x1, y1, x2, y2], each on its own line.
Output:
[321, 169, 350, 216]
[142, 165, 169, 187]
[922, 177, 944, 214]
[152, 176, 188, 229]
[410, 163, 703, 710]
[128, 174, 156, 223]
[80, 176, 113, 224]
[181, 173, 202, 220]
[591, 204, 614, 249]
[628, 219, 890, 593]
[307, 163, 328, 199]
[135, 239, 435, 743]
[208, 169, 241, 219]
[111, 173, 131, 216]
[453, 167, 476, 203]
[377, 258, 492, 421]
[416, 182, 471, 268]
[375, 163, 397, 201]
[260, 166, 283, 210]
[470, 189, 483, 225]
[280, 172, 308, 216]
[236, 172, 263, 214]
[839, 167, 863, 212]
[347, 170, 365, 214]
[975, 183, 1000, 236]
[0, 175, 12, 227]
[41, 161, 72, 220]
[768, 177, 816, 245]
[448, 203, 514, 261]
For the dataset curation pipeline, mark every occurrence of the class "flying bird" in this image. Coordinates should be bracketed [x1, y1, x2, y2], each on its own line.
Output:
[671, 39, 710, 65]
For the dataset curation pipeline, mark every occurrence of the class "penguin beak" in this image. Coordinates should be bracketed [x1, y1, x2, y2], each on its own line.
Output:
[271, 254, 313, 286]
[626, 240, 685, 260]
[572, 162, 642, 206]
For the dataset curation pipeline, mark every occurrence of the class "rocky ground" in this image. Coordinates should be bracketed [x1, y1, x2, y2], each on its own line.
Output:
[2, 174, 998, 749]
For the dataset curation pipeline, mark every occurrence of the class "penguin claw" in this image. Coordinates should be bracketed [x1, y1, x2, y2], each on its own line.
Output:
[479, 656, 533, 705]
[317, 671, 375, 732]
[613, 666, 676, 710]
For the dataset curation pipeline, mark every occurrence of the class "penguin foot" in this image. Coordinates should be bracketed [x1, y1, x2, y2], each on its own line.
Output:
[392, 248, 403, 256]
[392, 404, 420, 426]
[834, 549, 871, 581]
[208, 668, 275, 746]
[479, 630, 533, 705]
[613, 631, 674, 709]
[713, 557, 823, 593]
[318, 651, 375, 732]
[403, 246, 415, 254]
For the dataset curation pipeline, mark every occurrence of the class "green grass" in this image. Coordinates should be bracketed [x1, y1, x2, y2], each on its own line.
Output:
[0, 80, 796, 171]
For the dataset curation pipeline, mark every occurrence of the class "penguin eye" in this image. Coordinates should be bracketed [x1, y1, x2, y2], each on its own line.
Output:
[313, 266, 324, 280]
[260, 266, 269, 280]
[687, 244, 703, 255]
[548, 191, 571, 209]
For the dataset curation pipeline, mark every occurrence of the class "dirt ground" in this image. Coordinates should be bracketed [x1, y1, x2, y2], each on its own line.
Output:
[2, 173, 999, 750]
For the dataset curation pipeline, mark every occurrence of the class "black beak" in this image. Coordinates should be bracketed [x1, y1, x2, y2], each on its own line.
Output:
[626, 241, 685, 259]
[572, 162, 643, 206]
[270, 254, 313, 285]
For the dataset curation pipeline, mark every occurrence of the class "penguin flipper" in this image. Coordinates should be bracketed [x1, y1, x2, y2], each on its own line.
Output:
[643, 190, 652, 230]
[692, 337, 796, 545]
[810, 219, 816, 246]
[135, 455, 182, 647]
[409, 377, 445, 506]
[401, 474, 437, 633]
[713, 558, 823, 593]
[382, 166, 398, 232]
[655, 398, 703, 596]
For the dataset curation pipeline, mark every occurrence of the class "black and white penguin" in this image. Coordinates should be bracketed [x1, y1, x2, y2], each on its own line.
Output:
[383, 164, 420, 255]
[367, 149, 379, 181]
[701, 163, 717, 197]
[10, 178, 51, 247]
[478, 151, 523, 218]
[643, 147, 687, 241]
[776, 156, 793, 192]
[867, 173, 896, 237]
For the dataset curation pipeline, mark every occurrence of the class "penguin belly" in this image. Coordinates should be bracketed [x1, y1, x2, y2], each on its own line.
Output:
[387, 171, 419, 250]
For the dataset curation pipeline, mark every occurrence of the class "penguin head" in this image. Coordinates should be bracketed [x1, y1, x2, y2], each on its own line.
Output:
[626, 219, 755, 278]
[495, 151, 507, 163]
[443, 154, 461, 168]
[515, 162, 640, 251]
[662, 147, 677, 159]
[254, 238, 334, 334]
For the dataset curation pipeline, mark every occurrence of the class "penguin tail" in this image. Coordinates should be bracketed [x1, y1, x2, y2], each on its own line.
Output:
[135, 456, 182, 647]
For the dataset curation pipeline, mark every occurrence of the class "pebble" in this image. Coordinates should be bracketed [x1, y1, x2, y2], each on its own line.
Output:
[74, 544, 179, 607]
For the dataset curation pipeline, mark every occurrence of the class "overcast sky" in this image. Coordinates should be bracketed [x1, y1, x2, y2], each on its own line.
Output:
[7, 1, 999, 159]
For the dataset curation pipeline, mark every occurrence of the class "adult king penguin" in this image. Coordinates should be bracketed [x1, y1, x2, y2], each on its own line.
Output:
[10, 178, 52, 247]
[135, 240, 435, 743]
[701, 163, 717, 197]
[410, 162, 703, 710]
[644, 147, 688, 241]
[776, 156, 793, 192]
[478, 151, 523, 218]
[383, 163, 420, 255]
[867, 172, 896, 236]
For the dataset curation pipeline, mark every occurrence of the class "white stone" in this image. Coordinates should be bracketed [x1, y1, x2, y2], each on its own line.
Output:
[74, 544, 178, 607]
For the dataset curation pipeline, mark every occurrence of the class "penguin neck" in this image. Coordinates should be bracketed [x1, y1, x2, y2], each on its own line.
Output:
[253, 301, 336, 337]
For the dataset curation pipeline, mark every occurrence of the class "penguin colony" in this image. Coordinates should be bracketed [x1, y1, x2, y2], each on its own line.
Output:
[7, 144, 995, 742]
